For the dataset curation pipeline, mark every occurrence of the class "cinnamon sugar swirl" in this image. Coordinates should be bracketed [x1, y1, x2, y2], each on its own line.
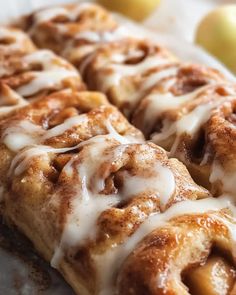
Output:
[0, 27, 85, 117]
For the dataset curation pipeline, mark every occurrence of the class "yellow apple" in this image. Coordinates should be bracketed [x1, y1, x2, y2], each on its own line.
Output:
[97, 0, 160, 21]
[196, 5, 236, 74]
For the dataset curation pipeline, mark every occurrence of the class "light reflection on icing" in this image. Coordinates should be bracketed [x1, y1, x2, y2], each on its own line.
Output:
[3, 120, 44, 152]
[121, 162, 175, 211]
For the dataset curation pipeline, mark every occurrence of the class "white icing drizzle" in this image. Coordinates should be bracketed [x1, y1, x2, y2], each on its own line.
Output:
[121, 162, 175, 211]
[62, 25, 136, 65]
[51, 137, 176, 267]
[2, 108, 142, 156]
[9, 143, 92, 177]
[150, 86, 229, 155]
[0, 88, 28, 115]
[73, 26, 130, 44]
[0, 27, 29, 52]
[94, 196, 236, 294]
[6, 115, 142, 176]
[141, 65, 179, 92]
[3, 120, 44, 152]
[32, 3, 94, 25]
[210, 161, 236, 196]
[99, 55, 172, 93]
[15, 50, 78, 97]
[104, 120, 136, 144]
[41, 115, 88, 140]
[51, 138, 123, 267]
[144, 85, 211, 133]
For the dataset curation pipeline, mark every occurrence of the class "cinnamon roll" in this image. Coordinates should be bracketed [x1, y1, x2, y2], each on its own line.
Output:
[0, 88, 210, 295]
[133, 80, 236, 196]
[0, 49, 85, 100]
[21, 2, 118, 62]
[0, 47, 86, 118]
[80, 39, 177, 116]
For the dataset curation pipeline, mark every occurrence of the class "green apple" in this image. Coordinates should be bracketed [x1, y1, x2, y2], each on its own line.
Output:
[196, 5, 236, 74]
[97, 0, 160, 21]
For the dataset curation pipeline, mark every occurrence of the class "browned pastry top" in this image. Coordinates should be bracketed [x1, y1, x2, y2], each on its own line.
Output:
[132, 63, 226, 136]
[117, 208, 236, 295]
[0, 43, 86, 119]
[21, 3, 118, 55]
[133, 81, 236, 195]
[0, 27, 36, 58]
[0, 49, 85, 99]
[80, 38, 177, 116]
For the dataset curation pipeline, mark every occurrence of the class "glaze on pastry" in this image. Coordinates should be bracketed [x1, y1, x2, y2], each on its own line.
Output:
[0, 26, 85, 117]
[21, 3, 119, 62]
[23, 3, 236, 196]
[0, 88, 215, 295]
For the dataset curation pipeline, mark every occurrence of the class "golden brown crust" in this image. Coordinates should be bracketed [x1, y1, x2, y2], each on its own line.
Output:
[117, 210, 236, 295]
[80, 38, 177, 116]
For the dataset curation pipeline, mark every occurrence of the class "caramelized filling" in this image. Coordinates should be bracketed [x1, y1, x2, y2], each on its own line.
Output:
[183, 250, 236, 295]
[123, 44, 153, 65]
